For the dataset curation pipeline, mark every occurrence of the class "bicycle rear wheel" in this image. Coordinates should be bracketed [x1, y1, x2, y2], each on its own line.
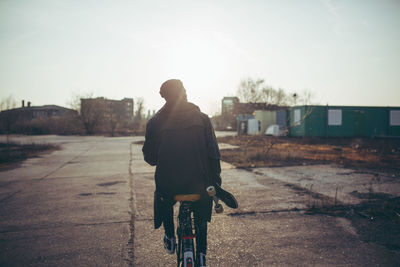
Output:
[176, 202, 196, 267]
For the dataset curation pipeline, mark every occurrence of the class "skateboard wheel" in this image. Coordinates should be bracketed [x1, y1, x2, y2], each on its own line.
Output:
[215, 203, 223, 213]
[206, 186, 216, 197]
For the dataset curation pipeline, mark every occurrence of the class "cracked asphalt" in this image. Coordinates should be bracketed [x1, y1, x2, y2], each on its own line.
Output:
[0, 135, 399, 266]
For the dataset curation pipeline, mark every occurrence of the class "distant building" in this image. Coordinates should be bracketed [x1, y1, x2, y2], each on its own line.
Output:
[80, 97, 134, 123]
[215, 96, 285, 131]
[0, 101, 77, 122]
[221, 97, 240, 116]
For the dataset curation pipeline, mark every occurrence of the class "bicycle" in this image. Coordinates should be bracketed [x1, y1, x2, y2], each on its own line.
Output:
[174, 186, 223, 267]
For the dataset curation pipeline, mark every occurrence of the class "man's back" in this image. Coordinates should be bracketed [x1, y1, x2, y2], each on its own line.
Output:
[143, 101, 218, 197]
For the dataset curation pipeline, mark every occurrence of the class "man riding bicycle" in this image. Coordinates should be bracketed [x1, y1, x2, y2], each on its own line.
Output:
[142, 79, 222, 267]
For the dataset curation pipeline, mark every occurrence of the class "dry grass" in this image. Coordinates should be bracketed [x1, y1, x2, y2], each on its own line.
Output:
[218, 135, 400, 171]
[0, 142, 59, 170]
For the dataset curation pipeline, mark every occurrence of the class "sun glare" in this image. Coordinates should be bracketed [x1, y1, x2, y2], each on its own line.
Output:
[160, 32, 231, 113]
[164, 33, 230, 86]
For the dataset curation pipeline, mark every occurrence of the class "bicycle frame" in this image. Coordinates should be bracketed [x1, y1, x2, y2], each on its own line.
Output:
[176, 201, 196, 267]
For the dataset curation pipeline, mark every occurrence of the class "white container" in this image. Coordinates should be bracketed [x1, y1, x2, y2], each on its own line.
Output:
[265, 124, 280, 136]
[247, 119, 260, 135]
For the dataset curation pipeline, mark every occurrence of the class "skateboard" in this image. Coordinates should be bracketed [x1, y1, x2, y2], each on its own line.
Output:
[207, 184, 238, 213]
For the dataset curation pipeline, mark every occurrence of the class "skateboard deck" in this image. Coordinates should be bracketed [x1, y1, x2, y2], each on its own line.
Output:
[214, 183, 238, 209]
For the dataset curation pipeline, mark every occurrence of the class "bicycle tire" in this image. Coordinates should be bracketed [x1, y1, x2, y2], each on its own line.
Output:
[176, 201, 196, 267]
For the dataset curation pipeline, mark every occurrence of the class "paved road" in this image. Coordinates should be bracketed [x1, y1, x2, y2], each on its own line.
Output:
[0, 135, 399, 266]
[0, 136, 135, 266]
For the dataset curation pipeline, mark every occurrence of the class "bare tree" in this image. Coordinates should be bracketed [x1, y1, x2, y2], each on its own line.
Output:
[106, 102, 125, 137]
[0, 95, 17, 112]
[287, 90, 316, 106]
[287, 93, 299, 106]
[237, 78, 317, 107]
[237, 78, 265, 103]
[273, 88, 288, 106]
[67, 92, 107, 135]
[261, 85, 275, 103]
[67, 91, 96, 113]
[135, 98, 144, 120]
[134, 98, 145, 131]
[0, 95, 18, 143]
[299, 89, 315, 105]
[80, 97, 106, 135]
[108, 112, 118, 137]
[67, 93, 82, 113]
[237, 78, 290, 105]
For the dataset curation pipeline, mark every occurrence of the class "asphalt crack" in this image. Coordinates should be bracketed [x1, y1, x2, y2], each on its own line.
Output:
[0, 190, 22, 203]
[126, 142, 137, 267]
[39, 146, 93, 180]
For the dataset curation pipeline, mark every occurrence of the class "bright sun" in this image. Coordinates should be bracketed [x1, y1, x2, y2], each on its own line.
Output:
[159, 30, 234, 114]
[163, 33, 230, 86]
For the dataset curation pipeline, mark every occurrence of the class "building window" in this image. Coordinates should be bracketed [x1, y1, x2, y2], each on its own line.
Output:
[390, 110, 400, 126]
[328, 109, 342, 126]
[294, 109, 301, 125]
[222, 99, 234, 114]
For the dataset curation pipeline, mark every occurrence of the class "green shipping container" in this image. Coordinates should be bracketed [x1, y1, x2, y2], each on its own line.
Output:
[289, 105, 400, 137]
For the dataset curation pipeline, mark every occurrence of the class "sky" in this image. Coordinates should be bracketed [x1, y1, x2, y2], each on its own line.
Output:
[0, 0, 399, 115]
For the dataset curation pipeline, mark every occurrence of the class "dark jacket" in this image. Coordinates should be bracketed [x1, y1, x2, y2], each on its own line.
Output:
[142, 101, 221, 227]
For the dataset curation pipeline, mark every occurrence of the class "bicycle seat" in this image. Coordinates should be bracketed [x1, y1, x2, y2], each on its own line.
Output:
[174, 194, 201, 202]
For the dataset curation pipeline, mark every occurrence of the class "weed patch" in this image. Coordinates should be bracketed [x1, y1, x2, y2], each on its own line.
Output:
[0, 142, 59, 170]
[218, 136, 400, 171]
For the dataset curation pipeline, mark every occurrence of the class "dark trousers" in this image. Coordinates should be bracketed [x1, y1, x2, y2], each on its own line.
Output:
[163, 201, 208, 254]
